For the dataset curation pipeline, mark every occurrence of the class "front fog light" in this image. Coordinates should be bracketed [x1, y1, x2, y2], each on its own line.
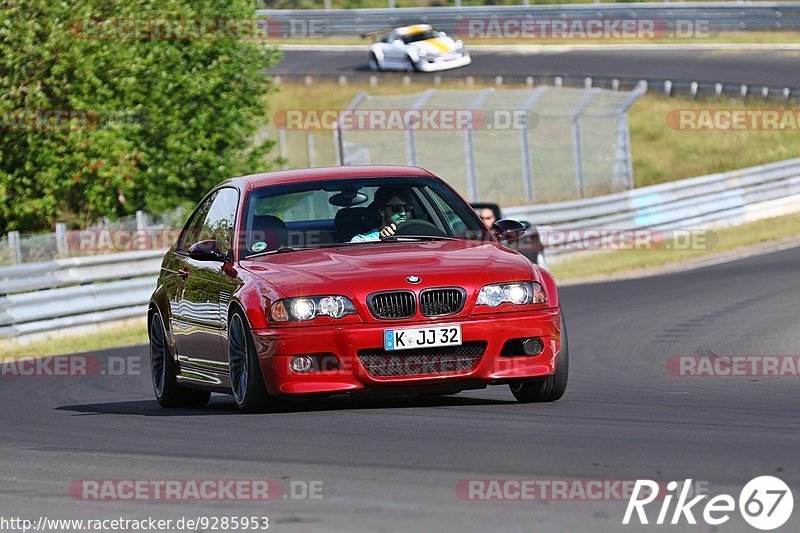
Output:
[292, 298, 316, 320]
[522, 337, 544, 355]
[290, 356, 314, 373]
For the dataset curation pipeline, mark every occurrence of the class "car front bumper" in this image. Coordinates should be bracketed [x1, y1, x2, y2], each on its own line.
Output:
[416, 52, 472, 72]
[252, 307, 561, 397]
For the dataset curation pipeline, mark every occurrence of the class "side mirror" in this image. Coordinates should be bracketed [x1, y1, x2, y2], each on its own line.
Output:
[491, 219, 526, 242]
[439, 31, 447, 37]
[392, 40, 405, 48]
[187, 239, 227, 262]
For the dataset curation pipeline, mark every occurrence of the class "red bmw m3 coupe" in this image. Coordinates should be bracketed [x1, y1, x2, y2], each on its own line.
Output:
[148, 166, 568, 412]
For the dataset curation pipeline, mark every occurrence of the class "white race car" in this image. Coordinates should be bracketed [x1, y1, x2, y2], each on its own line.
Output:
[366, 24, 471, 73]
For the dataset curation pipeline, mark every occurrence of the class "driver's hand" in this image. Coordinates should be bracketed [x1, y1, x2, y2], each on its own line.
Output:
[380, 223, 397, 238]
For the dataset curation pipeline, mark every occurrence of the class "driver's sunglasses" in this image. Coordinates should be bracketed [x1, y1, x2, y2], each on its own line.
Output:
[387, 203, 413, 214]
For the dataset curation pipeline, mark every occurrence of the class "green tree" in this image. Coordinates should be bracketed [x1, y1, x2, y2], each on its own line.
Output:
[0, 0, 280, 232]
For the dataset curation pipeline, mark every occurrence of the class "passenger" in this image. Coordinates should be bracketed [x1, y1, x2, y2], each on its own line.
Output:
[477, 207, 496, 227]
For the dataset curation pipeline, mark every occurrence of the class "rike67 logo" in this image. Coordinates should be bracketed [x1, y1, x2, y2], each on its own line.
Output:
[623, 476, 794, 530]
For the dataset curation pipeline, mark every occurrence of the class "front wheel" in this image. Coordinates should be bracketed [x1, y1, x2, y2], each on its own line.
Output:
[509, 310, 569, 403]
[228, 310, 273, 413]
[149, 310, 211, 408]
[368, 52, 380, 71]
[405, 55, 418, 73]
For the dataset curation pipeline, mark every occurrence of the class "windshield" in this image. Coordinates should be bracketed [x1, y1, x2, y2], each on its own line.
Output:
[403, 30, 440, 44]
[240, 177, 490, 257]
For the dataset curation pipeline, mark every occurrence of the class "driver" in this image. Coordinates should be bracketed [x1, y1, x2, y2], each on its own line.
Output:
[350, 186, 413, 242]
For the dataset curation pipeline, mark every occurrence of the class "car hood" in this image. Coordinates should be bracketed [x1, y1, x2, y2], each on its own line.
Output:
[408, 37, 460, 56]
[240, 240, 536, 299]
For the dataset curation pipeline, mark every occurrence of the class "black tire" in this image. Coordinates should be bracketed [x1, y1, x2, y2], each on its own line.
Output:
[405, 55, 418, 72]
[368, 52, 380, 71]
[149, 310, 211, 408]
[509, 310, 569, 403]
[228, 310, 272, 413]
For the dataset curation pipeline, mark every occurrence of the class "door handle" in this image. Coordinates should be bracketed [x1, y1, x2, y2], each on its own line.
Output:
[178, 268, 189, 279]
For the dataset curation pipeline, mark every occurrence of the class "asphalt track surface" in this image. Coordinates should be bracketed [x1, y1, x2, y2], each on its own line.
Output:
[271, 48, 800, 88]
[1, 245, 799, 532]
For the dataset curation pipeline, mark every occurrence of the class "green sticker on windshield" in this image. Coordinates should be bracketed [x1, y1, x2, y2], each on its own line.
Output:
[251, 241, 267, 253]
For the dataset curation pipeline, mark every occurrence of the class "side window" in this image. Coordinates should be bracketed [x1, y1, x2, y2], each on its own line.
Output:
[252, 190, 335, 222]
[197, 188, 239, 253]
[177, 191, 217, 252]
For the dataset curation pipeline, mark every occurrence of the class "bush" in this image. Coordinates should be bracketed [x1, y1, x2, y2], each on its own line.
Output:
[0, 0, 281, 232]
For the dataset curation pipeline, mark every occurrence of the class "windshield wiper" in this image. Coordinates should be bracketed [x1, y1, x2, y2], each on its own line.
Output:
[247, 243, 370, 258]
[247, 237, 462, 258]
[246, 245, 298, 258]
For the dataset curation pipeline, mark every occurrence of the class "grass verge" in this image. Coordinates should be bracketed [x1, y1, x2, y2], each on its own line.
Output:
[628, 95, 800, 187]
[549, 212, 800, 282]
[0, 319, 148, 358]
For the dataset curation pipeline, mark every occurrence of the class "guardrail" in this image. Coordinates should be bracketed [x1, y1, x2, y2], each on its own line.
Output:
[505, 157, 800, 257]
[259, 2, 800, 36]
[0, 250, 163, 339]
[2, 157, 799, 340]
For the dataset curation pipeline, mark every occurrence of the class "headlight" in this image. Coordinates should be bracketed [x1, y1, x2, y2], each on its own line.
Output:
[270, 296, 356, 321]
[292, 298, 316, 320]
[455, 40, 464, 49]
[418, 49, 428, 57]
[476, 282, 545, 308]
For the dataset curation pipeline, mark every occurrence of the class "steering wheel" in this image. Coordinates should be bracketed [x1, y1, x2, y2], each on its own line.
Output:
[393, 219, 448, 238]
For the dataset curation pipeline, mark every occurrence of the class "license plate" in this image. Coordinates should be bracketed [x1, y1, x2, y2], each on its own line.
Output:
[384, 325, 462, 351]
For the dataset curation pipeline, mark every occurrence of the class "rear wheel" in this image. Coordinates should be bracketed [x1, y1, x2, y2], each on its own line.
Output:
[228, 310, 272, 413]
[149, 310, 211, 408]
[509, 310, 569, 403]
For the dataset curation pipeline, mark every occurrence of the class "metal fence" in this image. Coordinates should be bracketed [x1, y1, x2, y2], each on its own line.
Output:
[2, 208, 188, 266]
[269, 84, 644, 205]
